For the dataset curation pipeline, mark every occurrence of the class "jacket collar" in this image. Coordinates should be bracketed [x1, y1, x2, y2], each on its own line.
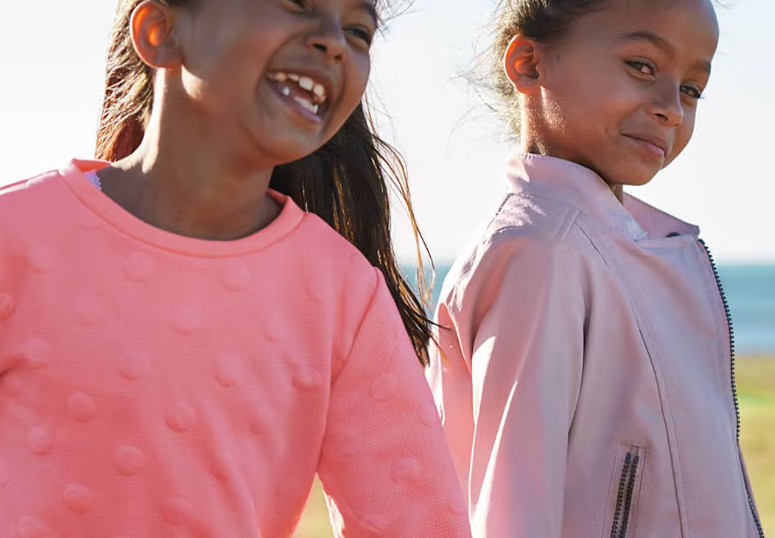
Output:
[505, 153, 699, 240]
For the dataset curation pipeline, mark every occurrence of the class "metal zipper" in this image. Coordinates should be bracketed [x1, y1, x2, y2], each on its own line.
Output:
[611, 450, 640, 538]
[619, 452, 640, 537]
[698, 238, 766, 538]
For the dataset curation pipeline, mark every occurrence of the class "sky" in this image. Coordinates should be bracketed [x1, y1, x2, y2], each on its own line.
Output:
[0, 0, 773, 264]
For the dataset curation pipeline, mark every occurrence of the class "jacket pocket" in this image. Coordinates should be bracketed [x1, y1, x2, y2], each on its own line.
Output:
[603, 445, 645, 538]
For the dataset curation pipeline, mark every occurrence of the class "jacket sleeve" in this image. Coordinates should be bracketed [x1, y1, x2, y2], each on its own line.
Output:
[464, 238, 586, 537]
[317, 269, 472, 538]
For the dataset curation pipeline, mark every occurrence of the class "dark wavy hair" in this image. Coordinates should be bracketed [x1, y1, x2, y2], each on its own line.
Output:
[95, 0, 435, 365]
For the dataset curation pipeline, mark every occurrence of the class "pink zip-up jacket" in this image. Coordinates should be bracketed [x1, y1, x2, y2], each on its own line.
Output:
[427, 153, 764, 538]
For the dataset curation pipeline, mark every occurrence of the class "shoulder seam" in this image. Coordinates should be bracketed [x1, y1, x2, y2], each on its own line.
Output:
[486, 204, 580, 249]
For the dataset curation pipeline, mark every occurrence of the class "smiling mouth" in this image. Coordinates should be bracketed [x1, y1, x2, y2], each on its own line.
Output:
[624, 134, 668, 160]
[266, 71, 328, 117]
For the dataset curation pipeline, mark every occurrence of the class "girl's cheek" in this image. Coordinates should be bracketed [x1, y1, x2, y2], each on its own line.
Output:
[356, 56, 371, 89]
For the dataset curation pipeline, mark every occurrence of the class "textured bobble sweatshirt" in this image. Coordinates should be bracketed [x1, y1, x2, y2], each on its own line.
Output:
[0, 160, 471, 538]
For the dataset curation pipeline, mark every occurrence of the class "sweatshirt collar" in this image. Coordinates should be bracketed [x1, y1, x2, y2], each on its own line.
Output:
[60, 159, 305, 258]
[505, 153, 699, 240]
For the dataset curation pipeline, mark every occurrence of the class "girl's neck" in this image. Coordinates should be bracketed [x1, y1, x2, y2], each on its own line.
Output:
[98, 115, 282, 242]
[522, 138, 625, 204]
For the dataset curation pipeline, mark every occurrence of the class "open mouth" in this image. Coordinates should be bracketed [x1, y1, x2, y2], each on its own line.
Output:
[266, 71, 328, 118]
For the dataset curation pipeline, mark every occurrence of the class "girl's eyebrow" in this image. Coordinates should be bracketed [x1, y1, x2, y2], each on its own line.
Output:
[618, 30, 712, 75]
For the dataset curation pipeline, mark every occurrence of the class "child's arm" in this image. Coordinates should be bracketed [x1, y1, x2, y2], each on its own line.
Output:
[465, 238, 585, 537]
[317, 270, 471, 538]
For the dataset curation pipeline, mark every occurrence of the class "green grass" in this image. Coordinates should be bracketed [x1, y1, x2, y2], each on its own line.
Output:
[294, 356, 775, 537]
[294, 481, 332, 537]
[737, 356, 775, 535]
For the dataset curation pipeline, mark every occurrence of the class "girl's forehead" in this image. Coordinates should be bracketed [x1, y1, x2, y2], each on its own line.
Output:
[575, 0, 719, 54]
[612, 0, 718, 29]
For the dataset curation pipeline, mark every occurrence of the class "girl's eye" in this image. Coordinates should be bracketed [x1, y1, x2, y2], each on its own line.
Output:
[681, 85, 704, 100]
[347, 27, 374, 46]
[627, 60, 656, 76]
[285, 0, 307, 10]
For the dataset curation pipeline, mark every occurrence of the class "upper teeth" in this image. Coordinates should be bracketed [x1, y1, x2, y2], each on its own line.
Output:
[268, 71, 327, 105]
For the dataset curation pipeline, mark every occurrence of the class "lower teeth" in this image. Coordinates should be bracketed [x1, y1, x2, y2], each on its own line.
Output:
[293, 96, 319, 115]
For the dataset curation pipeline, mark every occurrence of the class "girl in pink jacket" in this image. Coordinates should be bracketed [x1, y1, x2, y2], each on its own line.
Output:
[428, 0, 764, 536]
[0, 0, 470, 536]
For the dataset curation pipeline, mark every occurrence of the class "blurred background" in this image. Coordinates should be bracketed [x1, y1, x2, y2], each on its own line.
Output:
[0, 0, 772, 535]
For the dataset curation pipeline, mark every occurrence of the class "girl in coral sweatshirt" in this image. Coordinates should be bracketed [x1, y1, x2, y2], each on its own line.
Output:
[0, 0, 470, 536]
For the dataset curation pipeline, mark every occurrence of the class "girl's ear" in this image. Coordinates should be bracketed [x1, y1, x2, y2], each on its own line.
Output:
[130, 0, 182, 69]
[503, 34, 542, 94]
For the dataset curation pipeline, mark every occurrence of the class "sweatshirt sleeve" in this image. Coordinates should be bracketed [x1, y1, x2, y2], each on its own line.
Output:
[317, 269, 471, 538]
[462, 238, 585, 537]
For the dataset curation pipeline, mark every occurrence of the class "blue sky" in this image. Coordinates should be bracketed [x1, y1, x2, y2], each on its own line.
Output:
[1, 0, 773, 263]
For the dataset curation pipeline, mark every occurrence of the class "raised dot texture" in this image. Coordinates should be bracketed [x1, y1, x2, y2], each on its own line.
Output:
[115, 445, 147, 476]
[210, 452, 234, 482]
[0, 292, 15, 320]
[124, 252, 157, 282]
[448, 496, 467, 516]
[369, 373, 399, 402]
[213, 356, 242, 388]
[308, 281, 328, 303]
[24, 339, 50, 369]
[72, 295, 105, 325]
[162, 497, 194, 525]
[165, 402, 196, 432]
[15, 516, 46, 538]
[222, 264, 250, 290]
[330, 429, 362, 457]
[391, 457, 421, 486]
[27, 246, 55, 273]
[262, 317, 283, 343]
[170, 307, 203, 335]
[67, 392, 99, 422]
[63, 483, 94, 513]
[418, 403, 438, 427]
[292, 367, 322, 391]
[118, 351, 151, 381]
[27, 427, 53, 456]
[248, 410, 275, 436]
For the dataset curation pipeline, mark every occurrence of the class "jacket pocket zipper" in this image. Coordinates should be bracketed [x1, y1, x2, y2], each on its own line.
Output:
[610, 449, 641, 538]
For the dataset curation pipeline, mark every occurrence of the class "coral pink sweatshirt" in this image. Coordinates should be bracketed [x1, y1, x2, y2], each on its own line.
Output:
[0, 160, 470, 538]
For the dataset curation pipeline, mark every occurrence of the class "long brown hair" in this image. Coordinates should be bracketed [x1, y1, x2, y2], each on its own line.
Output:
[95, 0, 435, 365]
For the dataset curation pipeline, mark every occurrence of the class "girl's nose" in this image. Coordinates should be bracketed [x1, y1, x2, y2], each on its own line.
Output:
[649, 81, 685, 127]
[306, 17, 346, 63]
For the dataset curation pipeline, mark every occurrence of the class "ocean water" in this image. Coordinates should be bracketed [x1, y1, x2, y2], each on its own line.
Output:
[405, 263, 775, 356]
[718, 265, 775, 355]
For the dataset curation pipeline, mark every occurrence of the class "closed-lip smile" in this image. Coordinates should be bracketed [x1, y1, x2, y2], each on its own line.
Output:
[624, 133, 670, 158]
